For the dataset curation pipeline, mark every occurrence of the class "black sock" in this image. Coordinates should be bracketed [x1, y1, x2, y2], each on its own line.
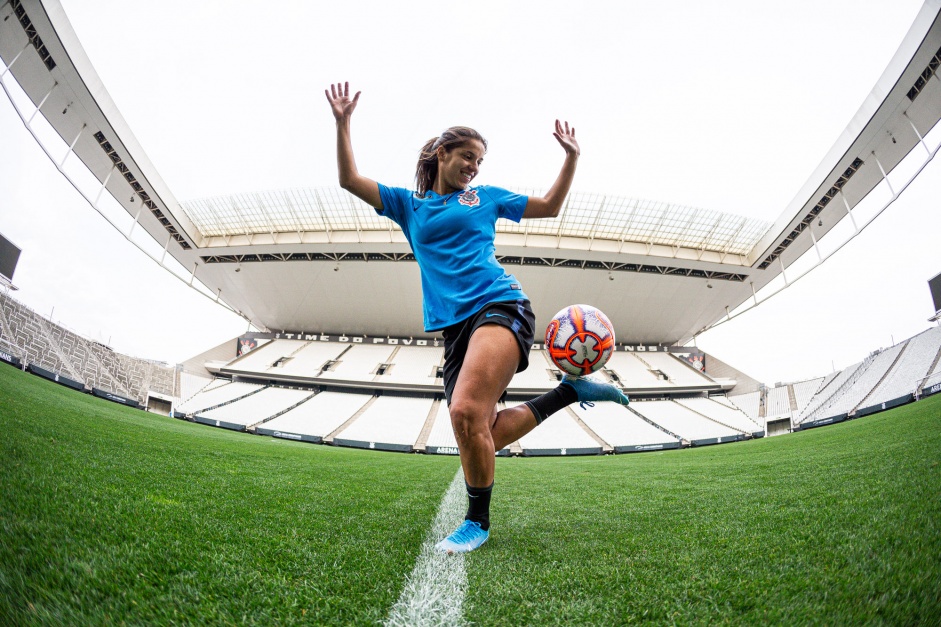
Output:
[524, 384, 578, 425]
[465, 482, 493, 531]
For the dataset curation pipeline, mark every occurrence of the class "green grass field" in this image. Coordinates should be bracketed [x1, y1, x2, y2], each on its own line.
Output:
[1, 363, 939, 625]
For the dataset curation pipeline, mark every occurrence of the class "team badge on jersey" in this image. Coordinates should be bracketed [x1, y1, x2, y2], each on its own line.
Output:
[457, 189, 480, 207]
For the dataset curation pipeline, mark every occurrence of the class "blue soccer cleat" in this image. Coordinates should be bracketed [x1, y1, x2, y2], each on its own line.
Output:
[561, 375, 630, 409]
[435, 520, 490, 554]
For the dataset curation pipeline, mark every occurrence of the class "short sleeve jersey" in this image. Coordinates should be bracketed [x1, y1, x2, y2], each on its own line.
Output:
[376, 184, 529, 331]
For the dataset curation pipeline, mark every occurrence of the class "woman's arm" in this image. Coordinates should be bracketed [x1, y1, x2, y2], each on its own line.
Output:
[522, 120, 580, 219]
[325, 82, 383, 209]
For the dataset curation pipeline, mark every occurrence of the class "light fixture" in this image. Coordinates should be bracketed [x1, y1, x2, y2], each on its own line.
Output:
[130, 196, 135, 203]
[818, 218, 822, 226]
[706, 280, 713, 289]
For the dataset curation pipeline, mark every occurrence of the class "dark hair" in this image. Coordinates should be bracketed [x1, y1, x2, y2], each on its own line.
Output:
[415, 126, 487, 197]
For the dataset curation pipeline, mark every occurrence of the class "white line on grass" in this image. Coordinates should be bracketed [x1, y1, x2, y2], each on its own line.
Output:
[385, 468, 468, 627]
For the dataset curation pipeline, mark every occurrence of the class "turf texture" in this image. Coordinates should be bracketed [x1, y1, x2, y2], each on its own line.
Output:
[1, 363, 939, 625]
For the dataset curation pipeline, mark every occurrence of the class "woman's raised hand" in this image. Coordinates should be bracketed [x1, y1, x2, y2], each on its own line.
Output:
[325, 82, 360, 121]
[552, 120, 580, 157]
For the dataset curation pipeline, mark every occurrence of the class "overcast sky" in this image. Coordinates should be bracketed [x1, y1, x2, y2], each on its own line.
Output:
[0, 0, 938, 385]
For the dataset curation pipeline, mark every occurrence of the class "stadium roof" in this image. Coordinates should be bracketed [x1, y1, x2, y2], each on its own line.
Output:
[2, 0, 940, 344]
[180, 189, 772, 258]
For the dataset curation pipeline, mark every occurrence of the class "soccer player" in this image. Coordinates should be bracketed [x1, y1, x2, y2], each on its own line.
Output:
[326, 82, 629, 554]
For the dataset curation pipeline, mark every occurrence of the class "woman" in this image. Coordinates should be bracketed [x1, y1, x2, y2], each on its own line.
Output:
[326, 82, 629, 554]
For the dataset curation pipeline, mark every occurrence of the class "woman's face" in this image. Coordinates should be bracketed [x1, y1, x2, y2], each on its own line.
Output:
[437, 139, 486, 193]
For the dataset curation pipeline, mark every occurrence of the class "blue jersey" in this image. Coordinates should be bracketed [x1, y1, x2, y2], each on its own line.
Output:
[376, 184, 530, 331]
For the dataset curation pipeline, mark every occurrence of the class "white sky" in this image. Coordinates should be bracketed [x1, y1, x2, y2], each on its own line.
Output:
[0, 0, 938, 385]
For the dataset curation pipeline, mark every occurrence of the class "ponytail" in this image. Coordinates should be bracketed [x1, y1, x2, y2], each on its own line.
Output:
[415, 126, 487, 197]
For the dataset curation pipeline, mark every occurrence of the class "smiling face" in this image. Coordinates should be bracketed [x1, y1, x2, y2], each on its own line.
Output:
[434, 139, 486, 195]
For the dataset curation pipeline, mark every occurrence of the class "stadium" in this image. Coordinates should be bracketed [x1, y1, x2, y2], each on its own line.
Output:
[1, 0, 940, 624]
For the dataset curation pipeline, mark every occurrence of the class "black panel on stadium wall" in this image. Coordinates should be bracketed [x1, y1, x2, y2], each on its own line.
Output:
[929, 271, 941, 313]
[0, 233, 21, 282]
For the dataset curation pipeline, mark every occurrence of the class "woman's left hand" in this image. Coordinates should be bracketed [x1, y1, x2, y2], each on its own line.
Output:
[552, 120, 580, 157]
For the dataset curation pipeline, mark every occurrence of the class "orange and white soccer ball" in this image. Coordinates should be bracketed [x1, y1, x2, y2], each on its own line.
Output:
[544, 304, 616, 377]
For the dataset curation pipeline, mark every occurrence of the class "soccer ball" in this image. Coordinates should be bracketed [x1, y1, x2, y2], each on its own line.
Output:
[545, 304, 616, 377]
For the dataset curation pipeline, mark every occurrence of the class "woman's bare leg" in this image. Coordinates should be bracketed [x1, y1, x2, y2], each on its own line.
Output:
[449, 325, 527, 487]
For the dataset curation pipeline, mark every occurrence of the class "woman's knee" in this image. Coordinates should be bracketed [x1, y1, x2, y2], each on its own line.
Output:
[449, 400, 489, 441]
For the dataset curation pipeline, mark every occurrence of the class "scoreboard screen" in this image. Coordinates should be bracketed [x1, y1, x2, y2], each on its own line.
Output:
[0, 233, 20, 283]
[930, 271, 941, 314]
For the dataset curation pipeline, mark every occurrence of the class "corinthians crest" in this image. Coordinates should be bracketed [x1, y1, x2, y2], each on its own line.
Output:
[457, 189, 480, 207]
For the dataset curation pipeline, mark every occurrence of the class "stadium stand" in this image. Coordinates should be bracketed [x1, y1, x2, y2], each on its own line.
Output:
[506, 349, 559, 393]
[799, 360, 863, 423]
[178, 372, 217, 409]
[632, 400, 745, 445]
[195, 386, 315, 431]
[570, 401, 681, 452]
[176, 380, 264, 415]
[728, 390, 760, 421]
[332, 395, 432, 452]
[642, 352, 714, 386]
[791, 377, 825, 417]
[710, 395, 741, 411]
[921, 369, 941, 398]
[765, 386, 791, 420]
[423, 401, 460, 455]
[674, 397, 763, 436]
[602, 351, 722, 391]
[812, 343, 907, 419]
[605, 352, 671, 387]
[317, 344, 398, 383]
[0, 292, 177, 406]
[383, 345, 444, 385]
[226, 339, 308, 374]
[868, 326, 941, 404]
[928, 347, 941, 381]
[8, 281, 940, 455]
[507, 400, 605, 456]
[255, 390, 372, 443]
[271, 341, 348, 378]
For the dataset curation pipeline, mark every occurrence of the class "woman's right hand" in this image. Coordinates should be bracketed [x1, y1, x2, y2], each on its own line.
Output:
[325, 82, 360, 121]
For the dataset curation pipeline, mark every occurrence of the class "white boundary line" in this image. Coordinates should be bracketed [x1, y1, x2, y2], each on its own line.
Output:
[385, 468, 468, 627]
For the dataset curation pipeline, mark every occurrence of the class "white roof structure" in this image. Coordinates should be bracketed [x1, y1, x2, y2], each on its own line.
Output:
[2, 0, 940, 344]
[181, 188, 771, 257]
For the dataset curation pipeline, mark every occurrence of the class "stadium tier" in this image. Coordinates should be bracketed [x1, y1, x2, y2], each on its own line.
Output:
[727, 390, 761, 421]
[331, 395, 433, 453]
[872, 326, 941, 402]
[255, 390, 373, 443]
[423, 400, 462, 455]
[0, 291, 176, 409]
[721, 325, 941, 433]
[630, 400, 747, 445]
[765, 385, 792, 420]
[216, 337, 731, 396]
[818, 343, 908, 418]
[673, 397, 763, 437]
[6, 282, 941, 454]
[194, 386, 315, 431]
[570, 401, 682, 453]
[791, 377, 825, 417]
[505, 349, 559, 394]
[505, 400, 606, 456]
[176, 380, 264, 415]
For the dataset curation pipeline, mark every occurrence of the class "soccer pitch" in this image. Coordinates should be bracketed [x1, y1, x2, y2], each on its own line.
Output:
[1, 364, 939, 625]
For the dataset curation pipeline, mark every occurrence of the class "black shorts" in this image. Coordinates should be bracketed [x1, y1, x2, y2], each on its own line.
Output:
[441, 299, 536, 406]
